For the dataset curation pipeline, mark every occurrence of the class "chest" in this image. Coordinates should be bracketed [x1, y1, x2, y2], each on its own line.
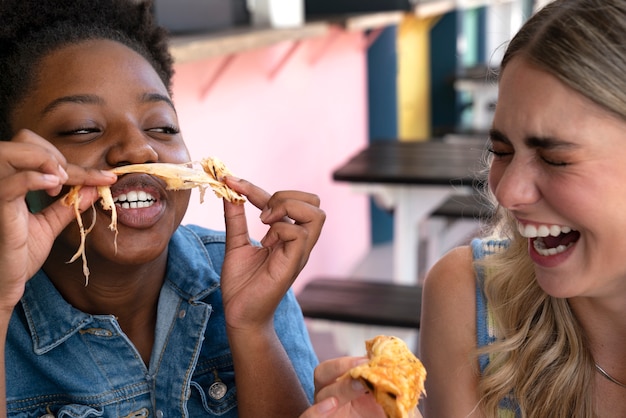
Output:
[594, 378, 626, 418]
[7, 299, 238, 417]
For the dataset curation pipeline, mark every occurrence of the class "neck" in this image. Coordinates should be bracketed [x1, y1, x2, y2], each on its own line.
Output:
[569, 296, 626, 385]
[44, 257, 165, 366]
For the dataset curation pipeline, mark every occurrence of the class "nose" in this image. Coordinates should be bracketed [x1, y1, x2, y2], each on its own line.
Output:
[105, 125, 159, 166]
[489, 157, 541, 210]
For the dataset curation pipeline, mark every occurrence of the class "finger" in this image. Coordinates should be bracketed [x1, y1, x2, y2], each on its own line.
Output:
[260, 191, 321, 222]
[257, 222, 310, 278]
[260, 195, 324, 225]
[314, 357, 368, 389]
[0, 171, 66, 202]
[38, 186, 101, 237]
[259, 221, 306, 248]
[223, 198, 251, 251]
[315, 376, 369, 407]
[0, 141, 67, 180]
[259, 198, 325, 254]
[269, 190, 322, 207]
[223, 176, 272, 211]
[64, 165, 118, 187]
[298, 397, 339, 418]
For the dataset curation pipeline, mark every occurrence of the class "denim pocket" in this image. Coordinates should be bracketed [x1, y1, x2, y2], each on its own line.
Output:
[189, 361, 237, 416]
[54, 404, 104, 418]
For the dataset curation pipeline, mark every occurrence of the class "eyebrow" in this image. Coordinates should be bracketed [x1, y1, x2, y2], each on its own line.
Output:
[140, 92, 176, 112]
[489, 128, 577, 149]
[41, 92, 176, 116]
[42, 94, 104, 115]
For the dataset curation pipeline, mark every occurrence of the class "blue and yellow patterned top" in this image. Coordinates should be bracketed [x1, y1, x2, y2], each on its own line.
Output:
[472, 238, 520, 418]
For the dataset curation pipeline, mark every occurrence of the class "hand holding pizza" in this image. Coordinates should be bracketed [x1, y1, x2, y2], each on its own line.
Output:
[301, 336, 426, 418]
[300, 356, 388, 418]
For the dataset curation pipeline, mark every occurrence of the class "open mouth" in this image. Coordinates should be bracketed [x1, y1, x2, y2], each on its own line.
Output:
[518, 223, 580, 256]
[113, 190, 157, 209]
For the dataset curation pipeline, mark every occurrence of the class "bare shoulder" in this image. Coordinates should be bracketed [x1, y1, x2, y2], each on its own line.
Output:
[419, 245, 481, 417]
[422, 245, 476, 303]
[420, 245, 477, 338]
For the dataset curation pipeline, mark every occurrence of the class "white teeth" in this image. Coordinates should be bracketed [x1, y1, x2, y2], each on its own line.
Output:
[112, 190, 156, 209]
[537, 225, 550, 237]
[533, 238, 572, 256]
[519, 223, 537, 237]
[518, 223, 575, 238]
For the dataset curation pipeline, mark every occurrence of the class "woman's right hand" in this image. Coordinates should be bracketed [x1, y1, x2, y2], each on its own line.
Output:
[0, 130, 116, 313]
[299, 357, 388, 418]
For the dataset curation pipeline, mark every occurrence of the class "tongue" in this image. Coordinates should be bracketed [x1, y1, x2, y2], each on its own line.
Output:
[541, 230, 580, 248]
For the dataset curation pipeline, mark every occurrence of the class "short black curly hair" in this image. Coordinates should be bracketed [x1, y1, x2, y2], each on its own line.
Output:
[0, 0, 174, 140]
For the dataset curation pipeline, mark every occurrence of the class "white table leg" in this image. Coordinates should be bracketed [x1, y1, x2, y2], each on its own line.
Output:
[391, 186, 453, 284]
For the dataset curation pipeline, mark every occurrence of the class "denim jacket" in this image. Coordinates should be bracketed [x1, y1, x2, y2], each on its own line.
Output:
[7, 225, 318, 417]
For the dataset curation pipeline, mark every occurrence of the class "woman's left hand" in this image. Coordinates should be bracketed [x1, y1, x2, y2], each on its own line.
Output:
[219, 176, 325, 331]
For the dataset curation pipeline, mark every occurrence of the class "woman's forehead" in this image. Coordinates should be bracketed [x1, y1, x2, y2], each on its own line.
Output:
[33, 40, 166, 97]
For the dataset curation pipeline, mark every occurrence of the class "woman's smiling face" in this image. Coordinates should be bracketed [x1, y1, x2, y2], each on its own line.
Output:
[11, 39, 192, 269]
[489, 57, 626, 298]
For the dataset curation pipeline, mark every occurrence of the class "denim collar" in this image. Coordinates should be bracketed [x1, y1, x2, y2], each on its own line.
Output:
[21, 225, 222, 355]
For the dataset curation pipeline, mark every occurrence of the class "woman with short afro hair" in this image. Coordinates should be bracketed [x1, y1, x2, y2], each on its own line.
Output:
[0, 1, 325, 417]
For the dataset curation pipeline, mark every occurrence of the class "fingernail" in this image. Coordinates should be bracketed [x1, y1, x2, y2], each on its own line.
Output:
[316, 397, 338, 414]
[41, 174, 60, 185]
[260, 207, 271, 221]
[354, 357, 369, 367]
[352, 379, 367, 392]
[225, 175, 240, 182]
[100, 170, 117, 179]
[58, 165, 68, 181]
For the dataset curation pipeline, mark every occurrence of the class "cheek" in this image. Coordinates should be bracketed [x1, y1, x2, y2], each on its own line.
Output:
[161, 139, 191, 164]
[174, 189, 191, 219]
[487, 164, 503, 196]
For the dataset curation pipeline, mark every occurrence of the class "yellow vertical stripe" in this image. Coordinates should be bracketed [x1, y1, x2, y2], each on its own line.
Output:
[397, 14, 439, 141]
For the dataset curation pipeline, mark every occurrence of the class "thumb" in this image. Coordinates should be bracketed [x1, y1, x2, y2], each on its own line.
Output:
[39, 187, 100, 237]
[299, 398, 339, 418]
[223, 199, 251, 251]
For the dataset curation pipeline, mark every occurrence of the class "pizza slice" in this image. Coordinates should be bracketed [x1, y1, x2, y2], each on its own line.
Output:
[349, 335, 426, 418]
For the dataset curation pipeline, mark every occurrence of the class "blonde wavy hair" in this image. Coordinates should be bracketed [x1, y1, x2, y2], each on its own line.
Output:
[475, 0, 626, 416]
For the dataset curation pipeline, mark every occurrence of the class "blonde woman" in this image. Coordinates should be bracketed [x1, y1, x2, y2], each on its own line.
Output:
[302, 0, 626, 416]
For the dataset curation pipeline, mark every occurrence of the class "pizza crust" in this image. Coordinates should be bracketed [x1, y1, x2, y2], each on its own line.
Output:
[349, 335, 426, 418]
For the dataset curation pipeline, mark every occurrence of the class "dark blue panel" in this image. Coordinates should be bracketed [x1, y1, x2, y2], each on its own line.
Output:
[368, 26, 398, 142]
[367, 26, 397, 244]
[430, 11, 460, 136]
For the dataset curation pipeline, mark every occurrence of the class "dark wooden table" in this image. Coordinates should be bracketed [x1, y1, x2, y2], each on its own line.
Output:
[333, 138, 486, 185]
[297, 278, 422, 328]
[297, 139, 487, 351]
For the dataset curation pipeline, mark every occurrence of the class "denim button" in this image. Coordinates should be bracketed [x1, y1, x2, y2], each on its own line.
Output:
[208, 381, 227, 400]
[156, 410, 164, 418]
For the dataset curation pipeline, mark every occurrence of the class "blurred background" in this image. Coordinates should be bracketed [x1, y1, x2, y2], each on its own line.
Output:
[155, 0, 552, 359]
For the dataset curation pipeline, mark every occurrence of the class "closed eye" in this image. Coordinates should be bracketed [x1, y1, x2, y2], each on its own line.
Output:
[59, 127, 100, 136]
[487, 147, 512, 158]
[540, 156, 569, 166]
[147, 125, 180, 135]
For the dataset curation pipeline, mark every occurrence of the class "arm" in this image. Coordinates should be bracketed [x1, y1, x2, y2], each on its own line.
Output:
[419, 246, 483, 417]
[0, 311, 9, 418]
[220, 177, 325, 418]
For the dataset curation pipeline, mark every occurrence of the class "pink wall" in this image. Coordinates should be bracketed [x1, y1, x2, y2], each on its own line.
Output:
[172, 30, 371, 293]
